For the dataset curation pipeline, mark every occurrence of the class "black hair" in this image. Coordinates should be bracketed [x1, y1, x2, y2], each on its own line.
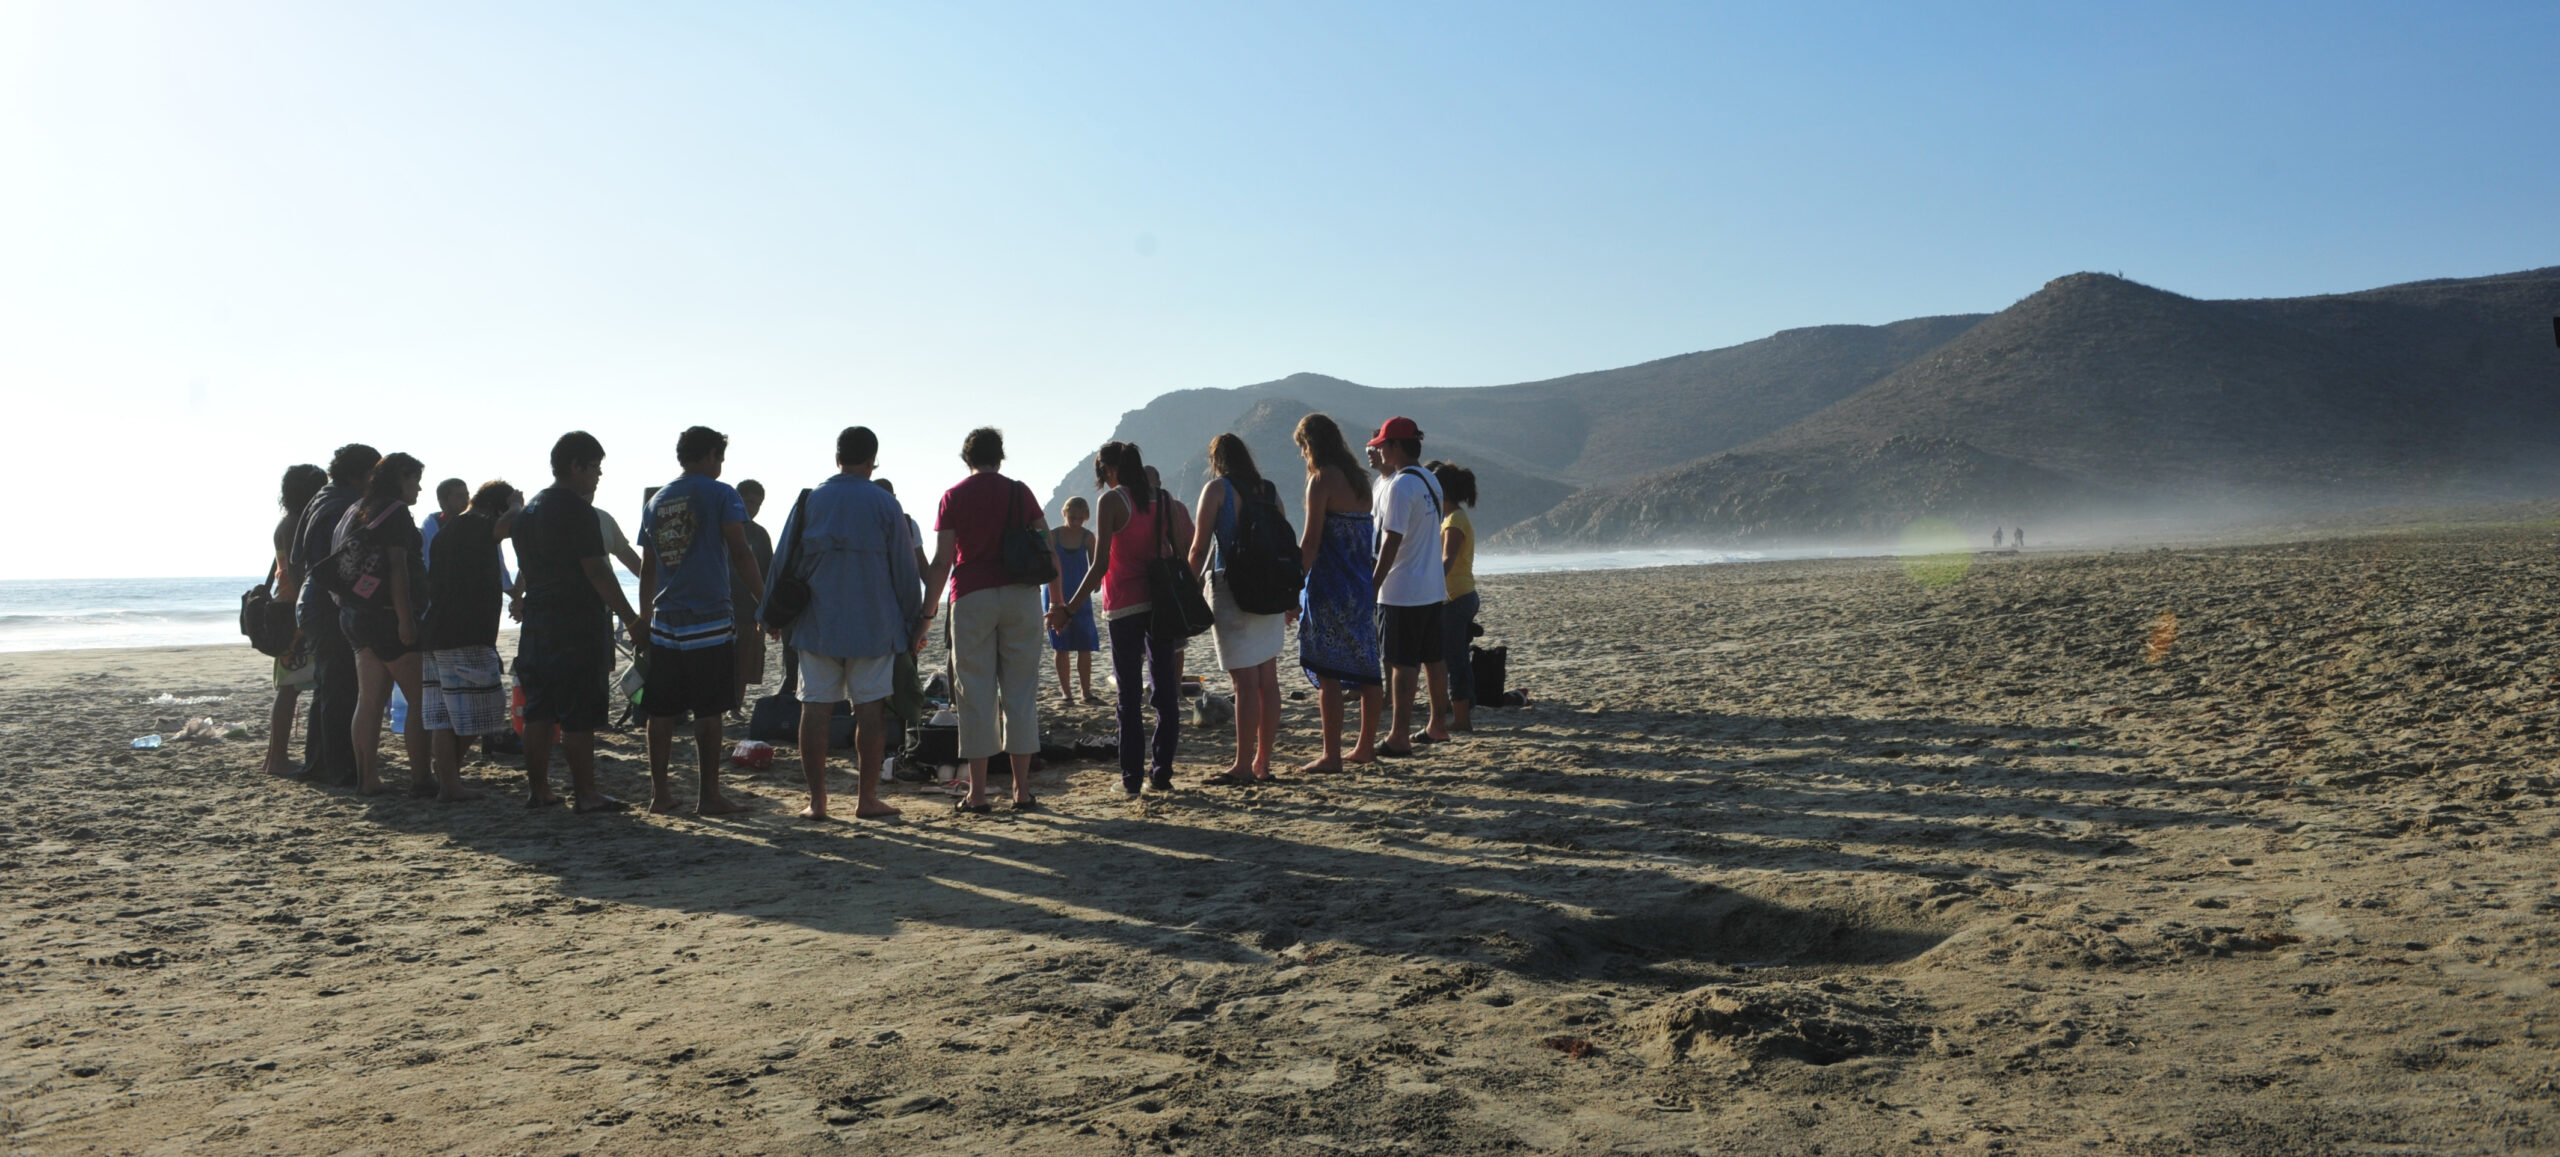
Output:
[362, 452, 424, 516]
[837, 426, 879, 468]
[961, 427, 1004, 469]
[1291, 414, 1366, 489]
[1094, 441, 1151, 511]
[736, 479, 764, 503]
[873, 478, 895, 495]
[1207, 433, 1264, 495]
[326, 443, 380, 488]
[550, 431, 605, 477]
[676, 425, 727, 466]
[1428, 460, 1478, 508]
[279, 464, 327, 515]
[1379, 437, 1421, 465]
[467, 480, 519, 516]
[435, 477, 469, 502]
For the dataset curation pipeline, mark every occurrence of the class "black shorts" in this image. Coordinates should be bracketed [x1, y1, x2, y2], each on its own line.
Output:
[643, 641, 738, 720]
[1377, 602, 1445, 669]
[516, 614, 613, 732]
[339, 605, 412, 662]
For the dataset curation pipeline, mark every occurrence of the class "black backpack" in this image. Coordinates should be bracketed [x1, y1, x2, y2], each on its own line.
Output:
[1222, 479, 1304, 615]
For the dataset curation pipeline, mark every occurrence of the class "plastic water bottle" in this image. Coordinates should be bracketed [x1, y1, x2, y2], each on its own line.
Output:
[130, 734, 163, 750]
[389, 685, 409, 733]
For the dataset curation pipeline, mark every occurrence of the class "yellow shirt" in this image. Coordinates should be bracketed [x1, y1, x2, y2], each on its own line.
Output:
[1441, 507, 1476, 599]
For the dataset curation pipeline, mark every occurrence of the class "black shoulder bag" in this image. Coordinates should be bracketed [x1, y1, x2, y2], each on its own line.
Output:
[1144, 488, 1214, 642]
[1000, 483, 1059, 586]
[760, 488, 815, 634]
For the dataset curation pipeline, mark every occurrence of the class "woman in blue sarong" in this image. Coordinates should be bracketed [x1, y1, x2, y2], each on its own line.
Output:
[1291, 413, 1384, 772]
[1044, 496, 1103, 704]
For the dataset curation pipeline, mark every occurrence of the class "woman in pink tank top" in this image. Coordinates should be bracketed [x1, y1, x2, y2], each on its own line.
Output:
[1049, 440, 1187, 797]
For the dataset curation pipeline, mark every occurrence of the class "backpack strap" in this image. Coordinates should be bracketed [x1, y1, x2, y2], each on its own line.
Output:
[1400, 466, 1442, 517]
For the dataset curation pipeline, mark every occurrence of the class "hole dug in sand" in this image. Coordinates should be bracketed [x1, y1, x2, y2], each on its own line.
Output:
[1628, 980, 1938, 1067]
[1518, 880, 1957, 985]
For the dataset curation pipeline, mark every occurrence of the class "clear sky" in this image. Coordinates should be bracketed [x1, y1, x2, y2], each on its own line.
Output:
[2, 1, 2553, 579]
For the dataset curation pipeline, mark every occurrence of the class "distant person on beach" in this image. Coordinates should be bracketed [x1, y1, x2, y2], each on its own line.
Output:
[595, 505, 645, 579]
[1430, 460, 1480, 733]
[284, 443, 376, 785]
[1045, 496, 1102, 705]
[1189, 434, 1289, 784]
[1366, 417, 1451, 756]
[729, 479, 775, 714]
[1291, 414, 1383, 772]
[932, 427, 1053, 811]
[263, 463, 327, 777]
[515, 431, 645, 812]
[1051, 439, 1180, 799]
[2015, 526, 2026, 549]
[418, 478, 468, 561]
[1993, 526, 2004, 549]
[330, 452, 432, 797]
[766, 427, 925, 821]
[637, 426, 766, 817]
[417, 480, 517, 803]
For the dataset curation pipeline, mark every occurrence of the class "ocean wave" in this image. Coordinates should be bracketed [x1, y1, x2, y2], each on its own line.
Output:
[0, 609, 238, 630]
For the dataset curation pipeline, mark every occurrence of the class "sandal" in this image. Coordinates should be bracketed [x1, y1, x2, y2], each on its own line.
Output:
[953, 800, 993, 815]
[1201, 771, 1256, 787]
[1011, 795, 1040, 812]
[1375, 744, 1416, 759]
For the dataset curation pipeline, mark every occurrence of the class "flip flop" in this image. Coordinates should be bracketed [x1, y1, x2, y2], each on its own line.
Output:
[1413, 734, 1449, 745]
[1375, 745, 1416, 759]
[1201, 771, 1256, 787]
[953, 800, 993, 815]
[1011, 795, 1040, 812]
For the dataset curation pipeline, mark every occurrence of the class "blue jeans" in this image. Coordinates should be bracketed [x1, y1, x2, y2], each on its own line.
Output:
[1441, 591, 1479, 703]
[1108, 612, 1181, 787]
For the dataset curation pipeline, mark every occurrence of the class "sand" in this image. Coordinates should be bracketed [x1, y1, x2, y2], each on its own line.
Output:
[7, 526, 2560, 1155]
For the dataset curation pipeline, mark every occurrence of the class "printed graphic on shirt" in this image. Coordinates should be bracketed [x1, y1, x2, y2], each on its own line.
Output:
[649, 493, 701, 571]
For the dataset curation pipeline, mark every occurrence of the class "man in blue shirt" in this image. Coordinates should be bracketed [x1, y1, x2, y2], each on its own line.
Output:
[764, 426, 925, 821]
[638, 426, 766, 816]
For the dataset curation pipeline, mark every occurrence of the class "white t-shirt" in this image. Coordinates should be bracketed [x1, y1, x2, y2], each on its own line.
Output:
[1371, 467, 1448, 608]
[596, 508, 631, 557]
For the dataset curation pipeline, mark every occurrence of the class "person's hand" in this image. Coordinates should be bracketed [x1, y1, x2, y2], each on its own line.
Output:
[911, 625, 931, 655]
[397, 619, 417, 646]
[507, 594, 524, 623]
[1044, 608, 1071, 633]
[625, 615, 647, 653]
[1285, 607, 1300, 627]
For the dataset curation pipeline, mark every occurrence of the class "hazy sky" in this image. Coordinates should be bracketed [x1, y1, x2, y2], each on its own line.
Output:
[3, 1, 2553, 579]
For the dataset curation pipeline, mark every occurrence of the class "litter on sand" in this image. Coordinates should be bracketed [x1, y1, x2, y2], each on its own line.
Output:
[130, 735, 163, 750]
[147, 693, 228, 707]
[175, 717, 228, 742]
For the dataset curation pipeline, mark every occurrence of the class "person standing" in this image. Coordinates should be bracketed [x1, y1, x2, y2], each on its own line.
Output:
[765, 427, 925, 821]
[637, 426, 765, 816]
[1365, 417, 1450, 756]
[1187, 434, 1287, 784]
[417, 480, 515, 803]
[1290, 415, 1383, 772]
[596, 504, 645, 579]
[1051, 440, 1186, 797]
[931, 428, 1053, 810]
[1045, 496, 1102, 705]
[263, 463, 327, 777]
[729, 479, 776, 713]
[331, 452, 432, 796]
[282, 444, 377, 785]
[1430, 461, 1480, 733]
[418, 478, 469, 561]
[515, 431, 645, 813]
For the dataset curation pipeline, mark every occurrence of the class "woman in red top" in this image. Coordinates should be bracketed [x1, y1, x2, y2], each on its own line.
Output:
[1049, 440, 1188, 798]
[922, 428, 1052, 812]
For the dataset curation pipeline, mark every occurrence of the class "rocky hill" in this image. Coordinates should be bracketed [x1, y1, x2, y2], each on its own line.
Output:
[1045, 315, 1987, 528]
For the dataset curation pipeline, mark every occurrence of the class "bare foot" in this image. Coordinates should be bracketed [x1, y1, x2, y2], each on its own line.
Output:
[262, 759, 297, 778]
[1344, 745, 1377, 765]
[797, 803, 833, 821]
[648, 794, 682, 815]
[1296, 755, 1343, 774]
[853, 801, 903, 819]
[697, 793, 751, 817]
[573, 794, 629, 814]
[357, 777, 396, 796]
[527, 791, 563, 809]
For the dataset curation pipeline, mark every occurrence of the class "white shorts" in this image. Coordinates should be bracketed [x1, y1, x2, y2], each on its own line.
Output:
[421, 646, 509, 735]
[799, 650, 894, 706]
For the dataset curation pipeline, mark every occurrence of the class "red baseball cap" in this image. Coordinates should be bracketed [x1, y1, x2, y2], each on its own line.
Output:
[1367, 416, 1424, 446]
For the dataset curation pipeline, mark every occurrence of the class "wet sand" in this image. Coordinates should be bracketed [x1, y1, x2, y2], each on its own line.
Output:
[7, 525, 2560, 1154]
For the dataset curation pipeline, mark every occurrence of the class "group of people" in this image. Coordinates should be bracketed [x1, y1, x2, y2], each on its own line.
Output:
[261, 413, 1488, 820]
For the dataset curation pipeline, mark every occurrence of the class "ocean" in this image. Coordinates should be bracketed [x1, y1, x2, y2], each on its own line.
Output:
[0, 549, 1860, 653]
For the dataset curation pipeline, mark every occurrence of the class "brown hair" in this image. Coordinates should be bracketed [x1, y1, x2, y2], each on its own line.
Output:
[1292, 414, 1366, 488]
[1093, 441, 1151, 511]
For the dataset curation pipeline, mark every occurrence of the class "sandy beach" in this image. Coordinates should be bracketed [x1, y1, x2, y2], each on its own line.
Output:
[8, 525, 2560, 1154]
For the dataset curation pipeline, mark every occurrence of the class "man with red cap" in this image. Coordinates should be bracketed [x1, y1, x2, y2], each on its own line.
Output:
[1365, 416, 1453, 756]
